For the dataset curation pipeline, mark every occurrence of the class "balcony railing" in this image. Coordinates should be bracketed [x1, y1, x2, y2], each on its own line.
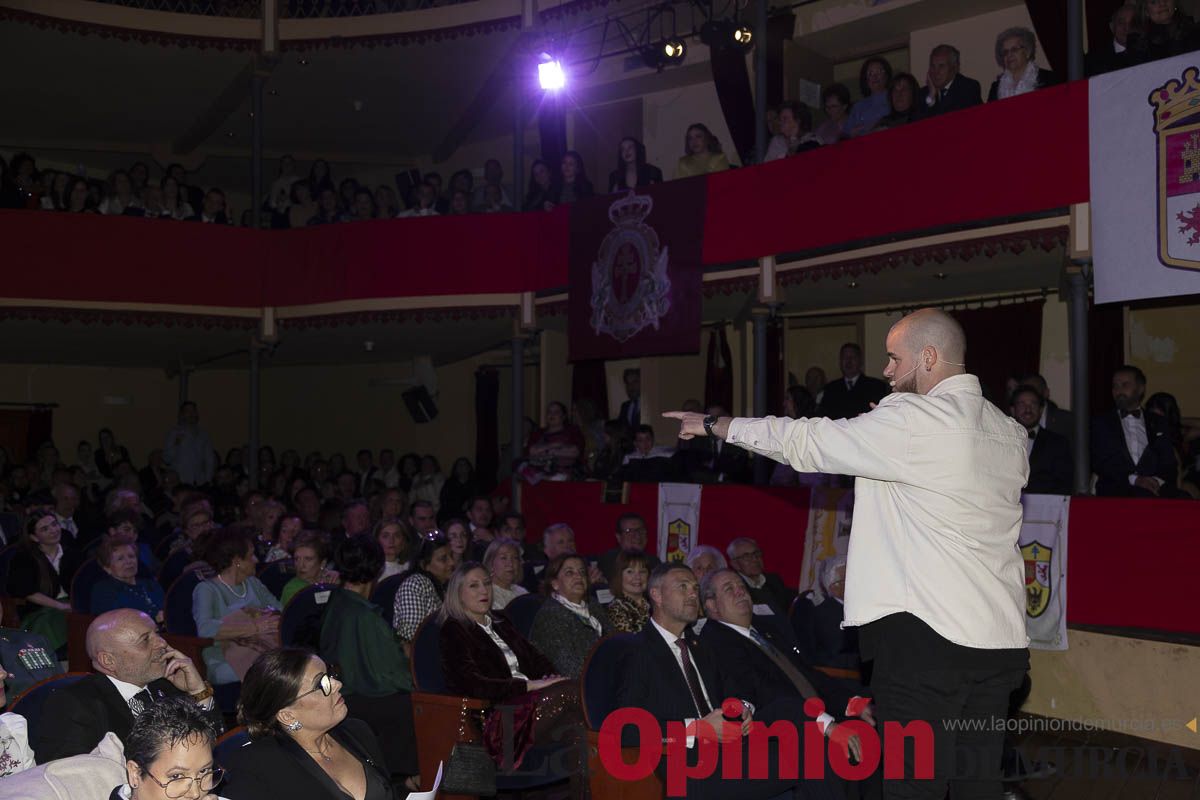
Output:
[85, 0, 476, 18]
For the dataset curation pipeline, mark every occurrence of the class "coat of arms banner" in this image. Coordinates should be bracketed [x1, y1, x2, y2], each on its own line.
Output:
[567, 179, 705, 361]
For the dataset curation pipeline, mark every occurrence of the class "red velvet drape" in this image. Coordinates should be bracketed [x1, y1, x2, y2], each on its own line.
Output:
[951, 300, 1045, 406]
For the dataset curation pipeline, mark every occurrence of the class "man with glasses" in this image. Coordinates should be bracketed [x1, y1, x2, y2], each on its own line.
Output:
[726, 537, 794, 616]
[35, 609, 223, 763]
[595, 513, 661, 583]
[113, 697, 223, 800]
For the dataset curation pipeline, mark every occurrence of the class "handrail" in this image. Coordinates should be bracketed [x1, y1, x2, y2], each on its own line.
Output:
[78, 0, 481, 18]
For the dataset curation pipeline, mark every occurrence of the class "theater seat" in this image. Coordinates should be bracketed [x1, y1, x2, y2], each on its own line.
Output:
[69, 558, 105, 614]
[10, 672, 88, 747]
[370, 574, 406, 625]
[257, 560, 295, 599]
[164, 571, 203, 637]
[503, 592, 545, 638]
[281, 583, 335, 649]
[214, 725, 250, 765]
[581, 635, 663, 800]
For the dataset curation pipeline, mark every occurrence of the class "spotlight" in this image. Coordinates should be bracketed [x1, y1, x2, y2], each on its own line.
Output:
[662, 37, 687, 62]
[538, 59, 566, 91]
[732, 24, 754, 51]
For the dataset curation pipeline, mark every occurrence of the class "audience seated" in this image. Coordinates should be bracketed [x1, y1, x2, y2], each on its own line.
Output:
[111, 696, 223, 800]
[4, 510, 82, 655]
[675, 123, 731, 178]
[795, 556, 863, 681]
[1092, 365, 1190, 498]
[280, 531, 335, 605]
[483, 537, 527, 609]
[1086, 3, 1137, 76]
[550, 150, 595, 206]
[727, 536, 794, 616]
[764, 102, 820, 160]
[608, 136, 664, 192]
[192, 527, 281, 687]
[1019, 372, 1077, 451]
[604, 548, 651, 633]
[683, 544, 727, 585]
[848, 56, 894, 136]
[222, 648, 396, 800]
[814, 83, 852, 145]
[523, 401, 586, 481]
[373, 517, 411, 580]
[265, 511, 303, 563]
[771, 385, 836, 487]
[922, 44, 983, 115]
[34, 609, 223, 764]
[521, 521, 580, 592]
[529, 554, 612, 678]
[594, 513, 661, 581]
[1010, 385, 1074, 495]
[818, 342, 890, 420]
[522, 159, 555, 212]
[318, 534, 419, 786]
[0, 661, 35, 777]
[680, 403, 751, 483]
[90, 532, 166, 621]
[391, 533, 454, 648]
[875, 72, 925, 130]
[619, 424, 679, 482]
[988, 27, 1060, 101]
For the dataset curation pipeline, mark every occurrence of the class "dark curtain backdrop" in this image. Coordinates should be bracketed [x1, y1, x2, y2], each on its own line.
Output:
[571, 360, 610, 422]
[766, 12, 797, 109]
[766, 317, 785, 416]
[704, 324, 734, 412]
[709, 44, 757, 166]
[1089, 300, 1125, 415]
[474, 367, 500, 492]
[1024, 0, 1067, 73]
[538, 93, 568, 175]
[951, 300, 1045, 406]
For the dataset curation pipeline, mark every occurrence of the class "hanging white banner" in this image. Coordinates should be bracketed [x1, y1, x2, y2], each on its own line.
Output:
[1018, 493, 1070, 651]
[657, 483, 702, 564]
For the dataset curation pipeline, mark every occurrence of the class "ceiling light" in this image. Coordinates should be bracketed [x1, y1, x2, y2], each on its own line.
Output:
[538, 60, 566, 91]
[732, 24, 754, 52]
[663, 37, 686, 62]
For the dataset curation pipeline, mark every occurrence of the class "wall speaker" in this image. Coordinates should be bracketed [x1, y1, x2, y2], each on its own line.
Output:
[402, 385, 438, 423]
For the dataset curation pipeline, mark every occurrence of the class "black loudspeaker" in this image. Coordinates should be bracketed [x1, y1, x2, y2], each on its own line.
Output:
[402, 386, 438, 423]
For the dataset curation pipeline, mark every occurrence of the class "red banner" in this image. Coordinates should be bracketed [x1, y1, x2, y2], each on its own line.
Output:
[567, 180, 706, 362]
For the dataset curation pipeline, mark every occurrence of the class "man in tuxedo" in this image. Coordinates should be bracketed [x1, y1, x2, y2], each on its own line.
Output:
[616, 368, 641, 430]
[922, 44, 983, 116]
[1011, 385, 1074, 495]
[1086, 2, 1135, 76]
[34, 609, 222, 763]
[728, 537, 795, 616]
[1092, 365, 1187, 498]
[1019, 372, 1076, 451]
[817, 343, 889, 420]
[613, 563, 819, 800]
[683, 404, 752, 483]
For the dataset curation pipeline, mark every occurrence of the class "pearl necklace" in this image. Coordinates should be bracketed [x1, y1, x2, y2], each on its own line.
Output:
[217, 575, 248, 598]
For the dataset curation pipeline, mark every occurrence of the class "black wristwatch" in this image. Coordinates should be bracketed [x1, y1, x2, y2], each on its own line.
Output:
[702, 415, 718, 437]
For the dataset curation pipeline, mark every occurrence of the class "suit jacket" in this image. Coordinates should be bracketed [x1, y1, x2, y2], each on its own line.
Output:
[795, 596, 861, 675]
[1091, 410, 1179, 497]
[1026, 427, 1074, 495]
[1085, 40, 1129, 76]
[221, 718, 392, 800]
[34, 673, 224, 763]
[987, 68, 1061, 101]
[528, 596, 611, 678]
[1045, 402, 1077, 452]
[817, 375, 889, 420]
[440, 612, 557, 702]
[739, 571, 794, 617]
[616, 398, 640, 428]
[923, 74, 983, 115]
[681, 438, 751, 484]
[698, 614, 853, 719]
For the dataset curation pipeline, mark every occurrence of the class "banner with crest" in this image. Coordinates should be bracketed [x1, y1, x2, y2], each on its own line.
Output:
[567, 179, 705, 361]
[1091, 53, 1200, 303]
[1017, 494, 1070, 651]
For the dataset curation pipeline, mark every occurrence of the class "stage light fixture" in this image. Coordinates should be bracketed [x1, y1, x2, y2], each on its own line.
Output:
[732, 24, 754, 51]
[538, 59, 566, 90]
[662, 37, 687, 62]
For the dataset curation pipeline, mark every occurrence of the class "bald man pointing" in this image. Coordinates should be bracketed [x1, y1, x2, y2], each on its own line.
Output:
[666, 309, 1030, 799]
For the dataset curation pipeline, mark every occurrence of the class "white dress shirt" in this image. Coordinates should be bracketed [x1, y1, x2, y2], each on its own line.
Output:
[727, 374, 1029, 649]
[477, 615, 528, 680]
[1119, 411, 1160, 486]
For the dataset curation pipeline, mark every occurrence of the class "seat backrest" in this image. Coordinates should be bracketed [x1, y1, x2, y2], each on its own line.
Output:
[70, 558, 105, 613]
[410, 616, 446, 693]
[0, 543, 19, 586]
[10, 672, 88, 742]
[579, 633, 638, 731]
[280, 583, 335, 649]
[158, 547, 196, 592]
[0, 513, 20, 548]
[257, 559, 295, 599]
[163, 571, 203, 636]
[370, 574, 406, 623]
[503, 592, 546, 638]
[213, 726, 250, 765]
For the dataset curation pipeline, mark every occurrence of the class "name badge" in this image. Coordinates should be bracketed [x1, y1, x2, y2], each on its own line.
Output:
[595, 589, 614, 604]
[752, 604, 775, 616]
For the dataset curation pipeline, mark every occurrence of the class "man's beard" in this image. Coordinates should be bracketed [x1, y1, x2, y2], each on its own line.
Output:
[893, 375, 919, 394]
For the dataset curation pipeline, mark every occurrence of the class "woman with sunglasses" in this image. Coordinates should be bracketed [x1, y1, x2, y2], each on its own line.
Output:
[111, 697, 225, 800]
[223, 649, 393, 800]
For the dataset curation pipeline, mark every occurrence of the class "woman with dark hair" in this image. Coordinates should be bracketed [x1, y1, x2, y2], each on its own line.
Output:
[349, 188, 378, 222]
[522, 159, 555, 211]
[443, 517, 470, 566]
[528, 554, 612, 677]
[764, 102, 820, 160]
[1125, 0, 1200, 66]
[309, 187, 341, 226]
[391, 533, 456, 648]
[605, 548, 650, 633]
[439, 563, 585, 797]
[319, 535, 420, 787]
[438, 457, 478, 521]
[526, 400, 586, 478]
[550, 151, 594, 206]
[848, 56, 893, 136]
[675, 123, 730, 178]
[3, 511, 82, 654]
[608, 136, 664, 193]
[284, 180, 318, 229]
[100, 170, 142, 216]
[91, 532, 167, 621]
[161, 175, 194, 221]
[63, 176, 98, 214]
[876, 72, 924, 130]
[112, 697, 224, 800]
[96, 428, 131, 480]
[374, 185, 401, 219]
[193, 526, 281, 687]
[223, 649, 395, 800]
[308, 159, 334, 196]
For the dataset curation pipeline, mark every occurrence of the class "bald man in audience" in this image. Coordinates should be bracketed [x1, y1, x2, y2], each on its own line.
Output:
[33, 609, 222, 763]
[666, 308, 1031, 800]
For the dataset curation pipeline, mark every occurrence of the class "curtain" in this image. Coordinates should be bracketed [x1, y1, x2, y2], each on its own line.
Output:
[1024, 0, 1068, 74]
[950, 300, 1045, 406]
[570, 359, 610, 422]
[1088, 300, 1125, 416]
[709, 43, 757, 166]
[474, 367, 500, 493]
[766, 12, 797, 109]
[704, 324, 734, 413]
[766, 317, 786, 416]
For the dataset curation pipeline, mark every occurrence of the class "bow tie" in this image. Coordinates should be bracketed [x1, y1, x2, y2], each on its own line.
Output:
[1028, 428, 1037, 439]
[1120, 409, 1142, 419]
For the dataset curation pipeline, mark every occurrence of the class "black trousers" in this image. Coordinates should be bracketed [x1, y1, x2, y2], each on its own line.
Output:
[871, 664, 1025, 800]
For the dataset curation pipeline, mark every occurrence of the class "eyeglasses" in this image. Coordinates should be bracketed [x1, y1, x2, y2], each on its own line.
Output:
[620, 527, 646, 535]
[294, 669, 339, 701]
[140, 767, 225, 799]
[1001, 45, 1027, 56]
[733, 550, 763, 561]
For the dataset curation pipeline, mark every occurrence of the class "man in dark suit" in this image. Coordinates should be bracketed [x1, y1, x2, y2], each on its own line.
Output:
[681, 404, 753, 483]
[34, 608, 222, 763]
[594, 513, 661, 582]
[1019, 372, 1076, 452]
[1011, 385, 1074, 495]
[817, 343, 890, 420]
[1091, 365, 1187, 499]
[921, 44, 983, 116]
[727, 537, 794, 616]
[615, 367, 641, 430]
[613, 563, 829, 800]
[1086, 3, 1136, 76]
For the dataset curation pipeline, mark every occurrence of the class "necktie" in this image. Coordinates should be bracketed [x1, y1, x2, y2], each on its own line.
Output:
[1120, 409, 1142, 419]
[128, 689, 153, 717]
[1028, 428, 1037, 440]
[674, 637, 712, 716]
[748, 628, 817, 699]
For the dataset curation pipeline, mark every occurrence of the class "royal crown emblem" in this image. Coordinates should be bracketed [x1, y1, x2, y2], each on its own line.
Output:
[590, 191, 672, 342]
[1021, 540, 1053, 619]
[1150, 66, 1200, 270]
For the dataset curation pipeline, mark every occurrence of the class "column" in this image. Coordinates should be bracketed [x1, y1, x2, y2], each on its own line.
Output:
[1065, 266, 1091, 494]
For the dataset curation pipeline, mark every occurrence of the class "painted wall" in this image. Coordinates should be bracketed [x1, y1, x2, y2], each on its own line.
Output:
[1128, 303, 1200, 413]
[642, 82, 739, 179]
[909, 5, 1045, 95]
